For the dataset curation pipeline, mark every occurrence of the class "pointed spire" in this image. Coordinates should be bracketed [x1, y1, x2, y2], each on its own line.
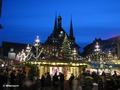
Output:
[54, 12, 57, 31]
[69, 15, 74, 39]
[58, 14, 62, 28]
[52, 12, 58, 38]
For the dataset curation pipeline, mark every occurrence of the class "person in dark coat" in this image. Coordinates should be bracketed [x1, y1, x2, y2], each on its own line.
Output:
[98, 78, 103, 90]
[69, 73, 74, 90]
[59, 72, 64, 90]
[79, 75, 85, 90]
[41, 73, 46, 90]
[10, 70, 16, 90]
[98, 72, 106, 90]
[84, 71, 93, 90]
[45, 72, 51, 90]
[0, 70, 6, 90]
[91, 71, 98, 83]
[53, 72, 59, 90]
[112, 71, 117, 78]
[105, 76, 116, 90]
[17, 70, 25, 90]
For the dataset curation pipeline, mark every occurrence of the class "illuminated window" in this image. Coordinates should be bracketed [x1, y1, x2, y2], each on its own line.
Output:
[52, 49, 58, 52]
[53, 40, 57, 42]
[70, 42, 74, 44]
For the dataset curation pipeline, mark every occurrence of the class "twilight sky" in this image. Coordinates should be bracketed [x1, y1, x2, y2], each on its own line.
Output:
[0, 0, 120, 52]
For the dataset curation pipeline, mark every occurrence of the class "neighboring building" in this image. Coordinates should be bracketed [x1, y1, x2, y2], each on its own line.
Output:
[1, 41, 27, 57]
[82, 35, 120, 62]
[43, 15, 80, 57]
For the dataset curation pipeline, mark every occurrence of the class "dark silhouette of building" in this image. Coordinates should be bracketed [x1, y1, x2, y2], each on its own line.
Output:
[1, 41, 27, 57]
[43, 15, 80, 56]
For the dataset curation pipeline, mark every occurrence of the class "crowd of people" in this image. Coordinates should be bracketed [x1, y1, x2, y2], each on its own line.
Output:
[0, 66, 40, 90]
[71, 70, 119, 90]
[41, 72, 65, 90]
[39, 70, 119, 90]
[0, 66, 120, 90]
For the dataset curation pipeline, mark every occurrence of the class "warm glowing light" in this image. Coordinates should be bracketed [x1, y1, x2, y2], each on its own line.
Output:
[43, 62, 47, 64]
[52, 63, 55, 65]
[80, 63, 83, 65]
[77, 63, 79, 66]
[83, 63, 86, 65]
[72, 63, 75, 66]
[38, 62, 40, 65]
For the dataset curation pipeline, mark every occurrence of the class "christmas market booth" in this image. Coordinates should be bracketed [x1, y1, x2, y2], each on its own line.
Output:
[21, 56, 87, 79]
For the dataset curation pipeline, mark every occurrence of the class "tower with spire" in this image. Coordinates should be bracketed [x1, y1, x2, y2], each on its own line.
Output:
[44, 15, 80, 58]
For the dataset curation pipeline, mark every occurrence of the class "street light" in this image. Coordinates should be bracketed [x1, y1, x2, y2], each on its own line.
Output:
[72, 48, 77, 60]
[108, 51, 112, 64]
[8, 48, 16, 65]
[108, 51, 112, 61]
[20, 49, 26, 61]
[33, 36, 40, 60]
[26, 44, 31, 53]
[94, 42, 100, 74]
[25, 44, 31, 60]
[25, 36, 43, 61]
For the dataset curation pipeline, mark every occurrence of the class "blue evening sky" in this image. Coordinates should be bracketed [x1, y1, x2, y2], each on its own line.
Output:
[0, 0, 120, 52]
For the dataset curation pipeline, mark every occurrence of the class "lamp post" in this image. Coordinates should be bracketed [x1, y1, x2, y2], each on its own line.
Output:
[26, 44, 31, 53]
[33, 36, 40, 61]
[32, 36, 42, 78]
[108, 51, 112, 64]
[107, 51, 113, 74]
[25, 44, 31, 60]
[73, 48, 77, 60]
[94, 42, 100, 74]
[20, 49, 26, 61]
[8, 48, 16, 65]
